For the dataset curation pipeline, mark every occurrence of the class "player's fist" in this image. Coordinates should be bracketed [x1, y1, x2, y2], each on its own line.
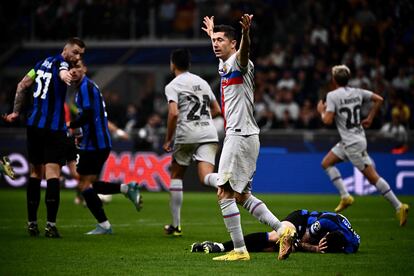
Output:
[2, 112, 19, 123]
[317, 100, 326, 114]
[163, 141, 173, 153]
[361, 118, 372, 129]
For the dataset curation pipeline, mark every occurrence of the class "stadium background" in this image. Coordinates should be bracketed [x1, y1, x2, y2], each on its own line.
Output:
[0, 0, 413, 194]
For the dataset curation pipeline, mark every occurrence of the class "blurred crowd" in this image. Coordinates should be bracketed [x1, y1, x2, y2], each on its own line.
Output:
[1, 0, 413, 151]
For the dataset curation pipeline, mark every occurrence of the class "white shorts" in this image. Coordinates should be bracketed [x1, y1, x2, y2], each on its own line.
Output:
[331, 141, 372, 171]
[217, 134, 260, 193]
[173, 143, 218, 166]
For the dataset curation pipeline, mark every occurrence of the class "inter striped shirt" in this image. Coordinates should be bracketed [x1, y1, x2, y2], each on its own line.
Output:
[74, 76, 112, 151]
[27, 55, 69, 131]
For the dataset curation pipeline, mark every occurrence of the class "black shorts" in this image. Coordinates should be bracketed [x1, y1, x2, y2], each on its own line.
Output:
[77, 149, 110, 175]
[27, 127, 67, 166]
[283, 210, 313, 239]
[65, 136, 78, 162]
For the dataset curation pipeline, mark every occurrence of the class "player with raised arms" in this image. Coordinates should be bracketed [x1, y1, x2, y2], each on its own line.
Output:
[202, 14, 296, 261]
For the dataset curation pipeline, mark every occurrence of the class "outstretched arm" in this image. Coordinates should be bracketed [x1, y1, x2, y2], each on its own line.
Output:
[202, 16, 215, 38]
[2, 74, 34, 122]
[237, 14, 253, 68]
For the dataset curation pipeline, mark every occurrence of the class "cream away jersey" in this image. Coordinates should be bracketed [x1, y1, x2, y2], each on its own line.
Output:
[219, 52, 260, 136]
[165, 71, 219, 144]
[326, 86, 373, 146]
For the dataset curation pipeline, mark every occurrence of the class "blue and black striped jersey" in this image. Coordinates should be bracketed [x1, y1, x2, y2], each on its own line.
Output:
[27, 55, 69, 131]
[74, 76, 112, 151]
[308, 212, 361, 253]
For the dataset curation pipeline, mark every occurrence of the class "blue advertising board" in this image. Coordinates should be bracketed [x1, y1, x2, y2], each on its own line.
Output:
[1, 147, 413, 195]
[254, 148, 414, 195]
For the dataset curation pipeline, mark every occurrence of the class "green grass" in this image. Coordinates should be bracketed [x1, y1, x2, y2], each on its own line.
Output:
[0, 189, 413, 275]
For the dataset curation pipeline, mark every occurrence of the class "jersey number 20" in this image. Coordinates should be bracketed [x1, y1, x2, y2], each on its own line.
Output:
[339, 105, 361, 129]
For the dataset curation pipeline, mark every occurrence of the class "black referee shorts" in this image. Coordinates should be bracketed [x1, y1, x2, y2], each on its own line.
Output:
[77, 148, 110, 175]
[27, 127, 67, 166]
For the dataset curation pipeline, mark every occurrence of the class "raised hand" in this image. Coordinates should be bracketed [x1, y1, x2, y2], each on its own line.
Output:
[202, 16, 215, 38]
[239, 14, 253, 34]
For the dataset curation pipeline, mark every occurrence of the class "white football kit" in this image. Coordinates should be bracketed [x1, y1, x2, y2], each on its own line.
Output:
[217, 52, 260, 192]
[165, 71, 218, 166]
[326, 86, 373, 170]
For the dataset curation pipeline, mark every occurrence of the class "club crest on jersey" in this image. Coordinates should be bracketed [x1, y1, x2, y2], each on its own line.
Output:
[311, 221, 321, 234]
[219, 64, 228, 75]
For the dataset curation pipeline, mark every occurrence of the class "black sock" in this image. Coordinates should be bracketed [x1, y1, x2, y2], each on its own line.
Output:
[223, 232, 272, 252]
[45, 178, 60, 223]
[244, 232, 273, 252]
[82, 188, 108, 223]
[93, 181, 121, 195]
[222, 240, 234, 252]
[27, 177, 41, 222]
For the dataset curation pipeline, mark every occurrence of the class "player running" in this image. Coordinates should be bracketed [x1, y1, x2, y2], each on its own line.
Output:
[68, 59, 142, 235]
[317, 65, 409, 226]
[202, 14, 296, 261]
[163, 49, 221, 236]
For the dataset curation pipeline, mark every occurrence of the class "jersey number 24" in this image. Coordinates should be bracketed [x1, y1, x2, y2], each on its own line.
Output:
[187, 95, 210, 121]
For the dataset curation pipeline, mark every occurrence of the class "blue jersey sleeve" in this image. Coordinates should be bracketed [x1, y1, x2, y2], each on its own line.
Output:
[79, 80, 92, 110]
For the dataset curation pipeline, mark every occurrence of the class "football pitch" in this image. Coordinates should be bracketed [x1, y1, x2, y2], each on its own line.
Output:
[0, 189, 412, 275]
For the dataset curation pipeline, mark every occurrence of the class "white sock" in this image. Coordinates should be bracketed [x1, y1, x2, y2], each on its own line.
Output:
[234, 245, 248, 253]
[325, 166, 350, 198]
[375, 177, 401, 209]
[46, 221, 56, 227]
[219, 198, 245, 249]
[28, 221, 37, 225]
[120, 184, 128, 194]
[170, 179, 183, 228]
[99, 220, 111, 229]
[204, 173, 218, 188]
[243, 195, 282, 231]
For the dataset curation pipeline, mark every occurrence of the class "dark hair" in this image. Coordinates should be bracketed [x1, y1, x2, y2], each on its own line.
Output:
[171, 48, 191, 71]
[66, 37, 86, 49]
[325, 231, 346, 253]
[213, 25, 237, 41]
